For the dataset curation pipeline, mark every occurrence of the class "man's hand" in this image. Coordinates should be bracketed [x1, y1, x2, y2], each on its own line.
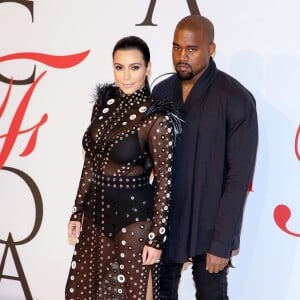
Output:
[206, 253, 229, 273]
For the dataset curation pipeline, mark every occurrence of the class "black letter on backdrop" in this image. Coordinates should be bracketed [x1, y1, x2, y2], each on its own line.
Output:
[0, 234, 33, 299]
[136, 0, 200, 26]
[136, 0, 157, 26]
[0, 0, 34, 21]
[0, 0, 35, 85]
[0, 166, 43, 300]
[187, 0, 200, 14]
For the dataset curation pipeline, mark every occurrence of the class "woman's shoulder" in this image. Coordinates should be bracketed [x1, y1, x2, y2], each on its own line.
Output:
[144, 95, 183, 137]
[145, 95, 178, 117]
[93, 83, 119, 106]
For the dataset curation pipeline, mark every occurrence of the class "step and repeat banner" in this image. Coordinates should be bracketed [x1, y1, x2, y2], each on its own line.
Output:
[0, 1, 299, 299]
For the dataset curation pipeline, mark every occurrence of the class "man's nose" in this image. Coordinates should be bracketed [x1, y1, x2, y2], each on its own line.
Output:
[180, 49, 188, 60]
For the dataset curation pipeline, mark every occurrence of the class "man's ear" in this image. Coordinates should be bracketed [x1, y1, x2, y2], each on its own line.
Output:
[209, 43, 216, 57]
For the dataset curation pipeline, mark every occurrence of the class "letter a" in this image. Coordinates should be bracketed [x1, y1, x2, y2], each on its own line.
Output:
[0, 233, 33, 299]
[136, 0, 200, 26]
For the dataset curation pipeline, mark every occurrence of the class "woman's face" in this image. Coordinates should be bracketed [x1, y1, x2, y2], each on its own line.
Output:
[113, 49, 150, 95]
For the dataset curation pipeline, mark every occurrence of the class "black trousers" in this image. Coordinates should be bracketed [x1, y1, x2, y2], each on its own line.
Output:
[159, 254, 229, 300]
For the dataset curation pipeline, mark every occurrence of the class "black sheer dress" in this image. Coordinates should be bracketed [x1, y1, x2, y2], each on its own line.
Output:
[65, 84, 181, 300]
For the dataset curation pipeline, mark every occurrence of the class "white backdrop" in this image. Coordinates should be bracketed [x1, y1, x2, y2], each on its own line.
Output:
[1, 1, 300, 299]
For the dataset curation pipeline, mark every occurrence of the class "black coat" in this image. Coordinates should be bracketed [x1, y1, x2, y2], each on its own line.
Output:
[152, 59, 258, 263]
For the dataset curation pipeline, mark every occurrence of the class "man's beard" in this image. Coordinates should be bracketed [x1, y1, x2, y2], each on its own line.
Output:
[175, 63, 194, 80]
[176, 70, 194, 80]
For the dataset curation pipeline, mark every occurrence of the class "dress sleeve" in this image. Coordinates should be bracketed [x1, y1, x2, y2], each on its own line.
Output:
[69, 102, 98, 223]
[69, 152, 94, 223]
[145, 114, 176, 249]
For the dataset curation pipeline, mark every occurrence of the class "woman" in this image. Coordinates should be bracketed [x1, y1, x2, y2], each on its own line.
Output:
[65, 36, 181, 299]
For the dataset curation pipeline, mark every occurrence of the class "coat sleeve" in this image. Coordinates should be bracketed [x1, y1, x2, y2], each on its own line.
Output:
[209, 91, 258, 258]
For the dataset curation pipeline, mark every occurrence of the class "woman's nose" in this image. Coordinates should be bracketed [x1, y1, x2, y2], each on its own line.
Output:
[123, 69, 130, 80]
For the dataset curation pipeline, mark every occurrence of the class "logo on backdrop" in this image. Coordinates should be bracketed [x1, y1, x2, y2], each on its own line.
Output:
[0, 166, 43, 298]
[273, 124, 300, 237]
[0, 1, 200, 298]
[0, 0, 89, 298]
[136, 0, 200, 25]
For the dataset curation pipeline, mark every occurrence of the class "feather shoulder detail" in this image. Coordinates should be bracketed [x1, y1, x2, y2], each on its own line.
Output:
[93, 83, 119, 106]
[144, 96, 183, 138]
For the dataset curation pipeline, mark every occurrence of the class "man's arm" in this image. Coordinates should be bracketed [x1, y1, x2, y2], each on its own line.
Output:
[209, 91, 258, 259]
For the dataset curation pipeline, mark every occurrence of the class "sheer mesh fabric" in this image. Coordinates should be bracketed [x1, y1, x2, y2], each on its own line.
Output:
[65, 86, 175, 299]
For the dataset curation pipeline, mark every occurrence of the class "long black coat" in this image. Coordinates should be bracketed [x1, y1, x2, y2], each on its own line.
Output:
[152, 59, 258, 263]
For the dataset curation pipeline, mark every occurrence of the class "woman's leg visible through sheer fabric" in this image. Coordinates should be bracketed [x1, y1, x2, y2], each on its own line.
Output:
[112, 221, 154, 299]
[65, 220, 96, 299]
[65, 221, 103, 299]
[97, 233, 117, 298]
[65, 219, 116, 300]
[66, 219, 159, 299]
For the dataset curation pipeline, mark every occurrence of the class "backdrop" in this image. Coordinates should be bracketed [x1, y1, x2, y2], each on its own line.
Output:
[1, 1, 299, 299]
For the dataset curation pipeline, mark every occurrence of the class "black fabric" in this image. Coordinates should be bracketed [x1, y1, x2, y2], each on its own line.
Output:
[159, 255, 229, 300]
[152, 58, 258, 263]
[66, 84, 181, 299]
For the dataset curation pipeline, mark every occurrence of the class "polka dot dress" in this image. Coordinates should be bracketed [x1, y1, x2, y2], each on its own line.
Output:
[65, 84, 178, 299]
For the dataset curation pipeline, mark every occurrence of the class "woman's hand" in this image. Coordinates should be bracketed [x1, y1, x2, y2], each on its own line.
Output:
[142, 245, 162, 265]
[68, 221, 81, 239]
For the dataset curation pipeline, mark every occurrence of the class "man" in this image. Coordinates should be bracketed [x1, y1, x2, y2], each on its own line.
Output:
[152, 15, 258, 299]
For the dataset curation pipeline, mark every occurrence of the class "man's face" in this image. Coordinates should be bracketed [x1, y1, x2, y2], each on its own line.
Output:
[172, 28, 215, 81]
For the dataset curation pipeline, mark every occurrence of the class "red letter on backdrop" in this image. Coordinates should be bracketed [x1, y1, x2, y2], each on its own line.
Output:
[273, 124, 300, 237]
[0, 72, 48, 169]
[274, 205, 300, 237]
[0, 50, 90, 168]
[295, 124, 300, 161]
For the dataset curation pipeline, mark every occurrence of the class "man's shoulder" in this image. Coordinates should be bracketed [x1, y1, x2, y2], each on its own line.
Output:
[215, 70, 250, 92]
[215, 70, 254, 100]
[214, 70, 257, 116]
